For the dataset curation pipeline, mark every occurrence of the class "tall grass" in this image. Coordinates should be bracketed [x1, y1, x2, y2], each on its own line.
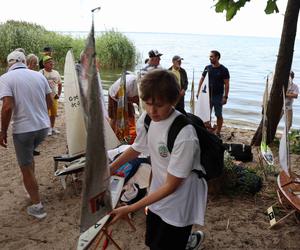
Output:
[96, 30, 137, 70]
[0, 20, 137, 73]
[0, 20, 75, 70]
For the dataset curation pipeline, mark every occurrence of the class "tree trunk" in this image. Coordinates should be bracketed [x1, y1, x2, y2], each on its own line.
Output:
[251, 0, 300, 146]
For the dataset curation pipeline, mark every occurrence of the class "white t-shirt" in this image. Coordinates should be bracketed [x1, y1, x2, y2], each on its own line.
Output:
[140, 64, 163, 77]
[97, 72, 109, 119]
[0, 63, 51, 134]
[108, 74, 138, 101]
[285, 81, 299, 110]
[40, 68, 61, 95]
[132, 110, 207, 227]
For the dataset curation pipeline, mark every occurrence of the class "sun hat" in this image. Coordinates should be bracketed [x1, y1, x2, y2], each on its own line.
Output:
[14, 48, 26, 54]
[43, 55, 53, 64]
[7, 51, 26, 63]
[148, 49, 163, 58]
[172, 55, 184, 62]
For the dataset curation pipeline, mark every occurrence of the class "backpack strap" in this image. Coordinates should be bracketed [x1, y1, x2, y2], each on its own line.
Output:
[144, 114, 151, 132]
[144, 114, 190, 153]
[167, 115, 190, 153]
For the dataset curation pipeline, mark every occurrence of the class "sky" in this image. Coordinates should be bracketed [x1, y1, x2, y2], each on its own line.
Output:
[0, 0, 297, 38]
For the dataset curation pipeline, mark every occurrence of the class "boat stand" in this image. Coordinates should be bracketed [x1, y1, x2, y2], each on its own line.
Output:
[267, 175, 300, 229]
[267, 199, 299, 229]
[93, 215, 136, 250]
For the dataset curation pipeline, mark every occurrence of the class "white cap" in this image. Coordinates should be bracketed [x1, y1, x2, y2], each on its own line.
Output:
[7, 51, 26, 64]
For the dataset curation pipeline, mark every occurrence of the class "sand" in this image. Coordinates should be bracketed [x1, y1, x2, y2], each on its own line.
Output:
[0, 106, 300, 250]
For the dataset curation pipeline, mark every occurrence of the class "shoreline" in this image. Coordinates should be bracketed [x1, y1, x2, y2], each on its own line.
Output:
[0, 105, 300, 249]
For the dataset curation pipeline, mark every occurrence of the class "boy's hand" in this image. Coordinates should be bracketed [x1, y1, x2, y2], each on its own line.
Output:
[109, 164, 116, 176]
[109, 205, 132, 225]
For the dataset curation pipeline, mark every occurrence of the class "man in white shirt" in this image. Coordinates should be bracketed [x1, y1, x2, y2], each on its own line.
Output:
[140, 49, 163, 76]
[0, 51, 53, 219]
[284, 71, 299, 130]
[108, 72, 139, 143]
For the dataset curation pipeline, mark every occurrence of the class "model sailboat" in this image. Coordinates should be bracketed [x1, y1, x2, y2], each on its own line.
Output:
[267, 87, 300, 228]
[189, 69, 195, 114]
[115, 71, 130, 143]
[77, 16, 125, 250]
[195, 72, 210, 123]
[260, 74, 274, 166]
[54, 49, 119, 180]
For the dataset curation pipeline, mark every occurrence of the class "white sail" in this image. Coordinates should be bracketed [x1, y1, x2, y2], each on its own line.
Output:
[76, 54, 119, 151]
[195, 73, 210, 123]
[279, 87, 290, 176]
[63, 50, 86, 156]
[79, 23, 112, 233]
[260, 73, 274, 165]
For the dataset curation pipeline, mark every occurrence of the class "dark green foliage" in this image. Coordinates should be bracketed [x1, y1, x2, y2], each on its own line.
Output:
[274, 129, 300, 154]
[223, 152, 263, 195]
[214, 0, 279, 21]
[289, 129, 300, 154]
[265, 0, 280, 14]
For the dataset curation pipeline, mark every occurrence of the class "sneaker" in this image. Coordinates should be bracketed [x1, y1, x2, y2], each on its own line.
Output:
[52, 128, 60, 134]
[33, 150, 40, 156]
[47, 128, 52, 136]
[27, 204, 47, 219]
[185, 231, 205, 250]
[121, 183, 138, 203]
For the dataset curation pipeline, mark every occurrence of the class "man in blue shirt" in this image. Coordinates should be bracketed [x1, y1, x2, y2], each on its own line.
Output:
[197, 50, 230, 137]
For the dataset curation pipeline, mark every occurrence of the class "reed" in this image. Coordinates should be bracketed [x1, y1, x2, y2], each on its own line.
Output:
[0, 21, 137, 73]
[95, 30, 137, 70]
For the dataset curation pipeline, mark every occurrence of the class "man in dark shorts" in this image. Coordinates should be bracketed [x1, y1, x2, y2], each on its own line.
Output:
[0, 51, 53, 219]
[197, 50, 230, 137]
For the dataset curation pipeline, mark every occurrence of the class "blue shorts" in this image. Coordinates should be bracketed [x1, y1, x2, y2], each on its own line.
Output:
[211, 94, 223, 118]
[13, 128, 48, 167]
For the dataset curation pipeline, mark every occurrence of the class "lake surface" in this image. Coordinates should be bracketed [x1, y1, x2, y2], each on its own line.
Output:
[66, 32, 300, 130]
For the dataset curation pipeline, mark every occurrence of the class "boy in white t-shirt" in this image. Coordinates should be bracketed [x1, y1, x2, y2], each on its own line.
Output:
[110, 69, 207, 250]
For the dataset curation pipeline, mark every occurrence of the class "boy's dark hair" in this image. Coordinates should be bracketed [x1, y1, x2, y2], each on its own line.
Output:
[290, 71, 295, 79]
[211, 50, 221, 60]
[140, 69, 180, 104]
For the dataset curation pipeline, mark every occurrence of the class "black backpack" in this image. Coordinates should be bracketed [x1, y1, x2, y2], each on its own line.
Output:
[144, 113, 225, 181]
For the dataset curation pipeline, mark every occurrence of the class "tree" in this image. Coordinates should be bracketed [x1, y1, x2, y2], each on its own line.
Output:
[214, 0, 300, 146]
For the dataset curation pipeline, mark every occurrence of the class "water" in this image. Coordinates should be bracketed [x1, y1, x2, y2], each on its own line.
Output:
[66, 31, 300, 130]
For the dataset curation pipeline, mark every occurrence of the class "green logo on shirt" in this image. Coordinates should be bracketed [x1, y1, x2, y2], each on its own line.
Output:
[158, 144, 168, 158]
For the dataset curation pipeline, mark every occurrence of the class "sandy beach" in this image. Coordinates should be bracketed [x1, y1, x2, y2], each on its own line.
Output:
[0, 105, 300, 250]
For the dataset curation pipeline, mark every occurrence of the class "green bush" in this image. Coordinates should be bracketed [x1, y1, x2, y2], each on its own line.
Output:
[0, 20, 76, 71]
[223, 152, 263, 195]
[0, 20, 46, 65]
[96, 30, 137, 70]
[273, 129, 300, 155]
[0, 21, 137, 73]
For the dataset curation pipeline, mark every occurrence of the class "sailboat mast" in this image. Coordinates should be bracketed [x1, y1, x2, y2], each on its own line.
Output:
[283, 86, 292, 176]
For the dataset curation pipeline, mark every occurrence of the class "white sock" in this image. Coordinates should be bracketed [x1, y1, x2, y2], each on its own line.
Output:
[33, 202, 43, 209]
